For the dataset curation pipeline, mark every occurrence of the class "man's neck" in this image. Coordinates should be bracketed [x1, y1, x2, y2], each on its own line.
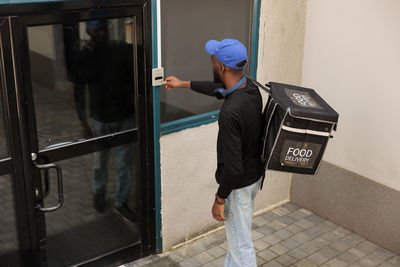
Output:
[224, 75, 246, 89]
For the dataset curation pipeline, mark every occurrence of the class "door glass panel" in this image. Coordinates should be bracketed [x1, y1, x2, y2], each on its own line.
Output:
[0, 175, 19, 263]
[160, 0, 252, 122]
[0, 87, 9, 158]
[27, 17, 137, 150]
[43, 142, 140, 266]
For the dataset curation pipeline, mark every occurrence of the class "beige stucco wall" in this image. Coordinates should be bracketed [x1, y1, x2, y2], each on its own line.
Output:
[301, 0, 400, 191]
[160, 0, 307, 250]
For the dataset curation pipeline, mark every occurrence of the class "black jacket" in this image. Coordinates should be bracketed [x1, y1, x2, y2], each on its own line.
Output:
[191, 79, 264, 199]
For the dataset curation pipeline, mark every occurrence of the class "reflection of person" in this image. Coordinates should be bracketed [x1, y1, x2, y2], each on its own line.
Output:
[163, 39, 264, 267]
[73, 20, 136, 222]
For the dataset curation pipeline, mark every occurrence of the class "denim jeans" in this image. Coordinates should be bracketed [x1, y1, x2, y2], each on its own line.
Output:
[224, 177, 262, 267]
[91, 118, 135, 207]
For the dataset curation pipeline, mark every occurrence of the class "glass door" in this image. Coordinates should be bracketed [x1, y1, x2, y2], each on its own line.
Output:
[4, 3, 154, 266]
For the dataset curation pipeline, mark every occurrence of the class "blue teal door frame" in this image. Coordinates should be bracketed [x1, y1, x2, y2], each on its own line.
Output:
[151, 0, 261, 254]
[151, 0, 162, 253]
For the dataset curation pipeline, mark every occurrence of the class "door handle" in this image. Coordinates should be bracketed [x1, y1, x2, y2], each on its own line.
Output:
[34, 162, 64, 212]
[43, 168, 50, 199]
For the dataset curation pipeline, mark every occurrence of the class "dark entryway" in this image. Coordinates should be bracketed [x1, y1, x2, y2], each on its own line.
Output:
[0, 1, 155, 266]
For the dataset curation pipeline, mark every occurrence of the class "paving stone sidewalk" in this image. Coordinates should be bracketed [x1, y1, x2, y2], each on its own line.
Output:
[123, 202, 400, 267]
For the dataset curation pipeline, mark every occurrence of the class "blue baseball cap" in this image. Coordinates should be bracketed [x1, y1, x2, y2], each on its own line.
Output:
[205, 39, 248, 70]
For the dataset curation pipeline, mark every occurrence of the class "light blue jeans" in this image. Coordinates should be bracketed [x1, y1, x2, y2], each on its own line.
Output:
[92, 118, 135, 207]
[224, 177, 262, 267]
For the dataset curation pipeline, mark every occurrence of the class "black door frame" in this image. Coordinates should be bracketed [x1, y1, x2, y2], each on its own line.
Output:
[0, 0, 155, 266]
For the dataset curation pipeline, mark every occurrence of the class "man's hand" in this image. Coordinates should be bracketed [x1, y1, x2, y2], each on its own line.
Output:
[163, 76, 190, 90]
[212, 195, 227, 221]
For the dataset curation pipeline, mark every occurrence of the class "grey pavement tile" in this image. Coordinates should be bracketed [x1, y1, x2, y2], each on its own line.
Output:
[297, 243, 320, 256]
[295, 219, 315, 229]
[291, 232, 314, 244]
[330, 239, 353, 253]
[320, 231, 341, 243]
[209, 256, 225, 267]
[257, 248, 278, 261]
[340, 235, 364, 248]
[263, 233, 283, 245]
[257, 224, 276, 236]
[365, 247, 396, 264]
[274, 253, 297, 265]
[287, 247, 310, 261]
[308, 237, 330, 249]
[262, 211, 282, 222]
[192, 251, 214, 265]
[322, 220, 337, 229]
[302, 226, 325, 239]
[269, 220, 288, 231]
[280, 238, 302, 250]
[331, 226, 352, 238]
[348, 232, 366, 243]
[296, 258, 318, 267]
[355, 257, 380, 267]
[269, 243, 290, 255]
[298, 208, 313, 216]
[256, 255, 266, 266]
[321, 258, 348, 267]
[289, 210, 310, 221]
[282, 202, 300, 212]
[285, 224, 304, 235]
[142, 257, 179, 267]
[206, 245, 226, 259]
[167, 251, 186, 263]
[128, 255, 160, 266]
[318, 246, 339, 260]
[307, 252, 329, 265]
[274, 228, 293, 240]
[179, 257, 202, 267]
[254, 238, 272, 252]
[199, 236, 224, 249]
[175, 246, 199, 258]
[336, 251, 359, 264]
[254, 215, 269, 227]
[277, 215, 298, 225]
[252, 229, 265, 240]
[272, 207, 291, 217]
[348, 263, 366, 267]
[304, 214, 325, 225]
[347, 247, 367, 259]
[262, 260, 284, 267]
[356, 240, 380, 253]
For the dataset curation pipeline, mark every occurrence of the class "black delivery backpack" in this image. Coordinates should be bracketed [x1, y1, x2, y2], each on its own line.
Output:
[247, 76, 339, 176]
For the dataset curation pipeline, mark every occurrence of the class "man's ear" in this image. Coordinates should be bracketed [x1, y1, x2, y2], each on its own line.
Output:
[219, 63, 225, 73]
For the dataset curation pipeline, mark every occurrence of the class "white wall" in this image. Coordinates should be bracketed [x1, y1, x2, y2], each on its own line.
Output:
[160, 0, 307, 250]
[302, 0, 400, 191]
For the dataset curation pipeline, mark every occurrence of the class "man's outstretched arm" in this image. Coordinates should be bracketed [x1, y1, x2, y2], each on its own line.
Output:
[163, 76, 223, 97]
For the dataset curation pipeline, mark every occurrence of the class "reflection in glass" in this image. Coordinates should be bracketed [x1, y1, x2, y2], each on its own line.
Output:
[0, 175, 19, 260]
[27, 18, 136, 150]
[43, 147, 140, 267]
[0, 87, 9, 158]
[160, 0, 251, 123]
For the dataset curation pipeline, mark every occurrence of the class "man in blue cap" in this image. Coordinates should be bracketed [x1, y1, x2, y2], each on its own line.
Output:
[164, 39, 264, 267]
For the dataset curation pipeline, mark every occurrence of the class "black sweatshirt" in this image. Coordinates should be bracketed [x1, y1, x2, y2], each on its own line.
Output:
[191, 79, 264, 199]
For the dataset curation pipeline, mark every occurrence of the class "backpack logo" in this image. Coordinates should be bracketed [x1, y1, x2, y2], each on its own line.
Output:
[280, 140, 322, 168]
[284, 88, 322, 109]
